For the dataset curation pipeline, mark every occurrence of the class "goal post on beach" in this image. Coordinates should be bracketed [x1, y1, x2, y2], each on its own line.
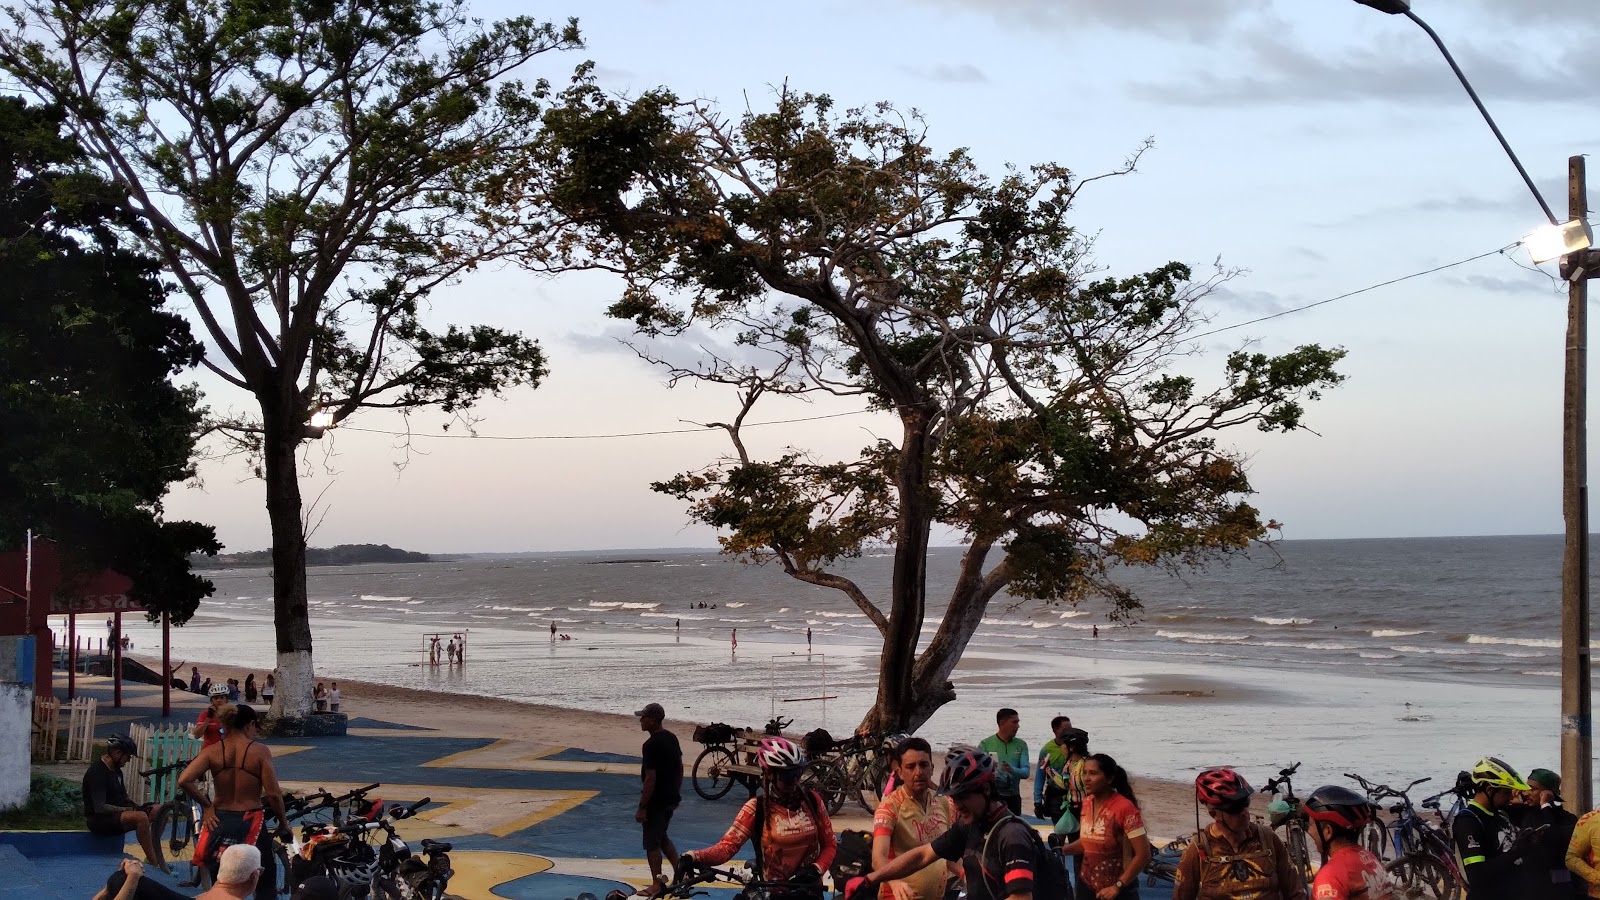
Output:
[767, 653, 836, 730]
[420, 629, 468, 667]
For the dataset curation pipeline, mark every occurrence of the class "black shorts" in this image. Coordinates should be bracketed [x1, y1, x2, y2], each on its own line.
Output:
[642, 804, 677, 851]
[87, 812, 126, 835]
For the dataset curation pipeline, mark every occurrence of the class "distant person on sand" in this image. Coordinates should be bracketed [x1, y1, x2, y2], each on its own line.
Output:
[189, 667, 202, 693]
[261, 673, 274, 707]
[551, 621, 558, 639]
[329, 682, 340, 713]
[243, 674, 257, 704]
[429, 634, 441, 664]
[226, 678, 240, 702]
[634, 702, 682, 896]
[314, 682, 327, 712]
[1093, 625, 1099, 638]
[446, 637, 456, 664]
[731, 629, 737, 653]
[978, 707, 1028, 816]
[1174, 767, 1302, 900]
[806, 628, 812, 651]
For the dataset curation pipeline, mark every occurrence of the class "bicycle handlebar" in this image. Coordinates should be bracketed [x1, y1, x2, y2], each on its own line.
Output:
[332, 797, 429, 835]
[139, 759, 193, 778]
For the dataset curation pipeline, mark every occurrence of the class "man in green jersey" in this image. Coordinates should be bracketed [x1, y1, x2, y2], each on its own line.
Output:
[979, 708, 1028, 816]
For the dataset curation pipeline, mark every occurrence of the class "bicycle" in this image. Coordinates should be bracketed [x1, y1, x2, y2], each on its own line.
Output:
[1143, 835, 1190, 887]
[659, 860, 824, 899]
[691, 722, 757, 800]
[1345, 773, 1462, 900]
[141, 759, 198, 878]
[291, 796, 431, 900]
[1261, 761, 1312, 894]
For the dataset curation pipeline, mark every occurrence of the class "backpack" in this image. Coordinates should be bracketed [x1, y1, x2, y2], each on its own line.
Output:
[1193, 822, 1280, 900]
[979, 814, 1070, 900]
[829, 829, 873, 886]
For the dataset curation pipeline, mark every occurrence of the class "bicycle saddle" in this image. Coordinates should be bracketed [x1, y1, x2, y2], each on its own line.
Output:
[420, 839, 452, 852]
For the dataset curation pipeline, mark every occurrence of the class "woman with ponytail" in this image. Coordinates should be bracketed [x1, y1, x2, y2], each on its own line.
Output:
[1058, 753, 1150, 900]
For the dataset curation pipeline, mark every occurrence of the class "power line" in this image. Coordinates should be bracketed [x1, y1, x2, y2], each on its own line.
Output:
[338, 408, 876, 441]
[1188, 242, 1524, 342]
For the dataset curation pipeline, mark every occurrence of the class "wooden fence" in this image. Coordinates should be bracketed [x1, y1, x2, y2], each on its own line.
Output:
[31, 696, 98, 762]
[31, 696, 58, 761]
[130, 723, 204, 804]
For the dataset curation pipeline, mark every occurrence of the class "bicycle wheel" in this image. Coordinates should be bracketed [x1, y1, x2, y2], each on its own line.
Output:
[800, 758, 848, 815]
[1386, 852, 1458, 900]
[693, 746, 738, 800]
[1363, 820, 1388, 861]
[1283, 820, 1313, 891]
[151, 801, 195, 872]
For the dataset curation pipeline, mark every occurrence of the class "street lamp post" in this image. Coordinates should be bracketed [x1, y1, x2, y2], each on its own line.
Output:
[1352, 0, 1600, 809]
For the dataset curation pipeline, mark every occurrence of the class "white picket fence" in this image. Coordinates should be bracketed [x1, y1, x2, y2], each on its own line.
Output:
[31, 696, 98, 762]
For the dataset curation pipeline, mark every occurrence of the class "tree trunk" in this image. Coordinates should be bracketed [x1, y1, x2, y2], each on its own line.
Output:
[867, 411, 935, 732]
[261, 400, 314, 721]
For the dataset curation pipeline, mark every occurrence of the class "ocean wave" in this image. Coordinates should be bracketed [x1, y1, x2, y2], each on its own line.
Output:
[1252, 616, 1314, 626]
[641, 612, 710, 620]
[1467, 635, 1559, 648]
[489, 605, 550, 613]
[1371, 629, 1424, 638]
[1256, 640, 1354, 651]
[1157, 630, 1251, 642]
[726, 602, 747, 608]
[1392, 644, 1476, 656]
[1058, 611, 1090, 618]
[359, 594, 412, 603]
[818, 611, 864, 619]
[778, 608, 791, 614]
[1360, 651, 1400, 659]
[588, 601, 623, 608]
[620, 602, 659, 610]
[1522, 670, 1560, 677]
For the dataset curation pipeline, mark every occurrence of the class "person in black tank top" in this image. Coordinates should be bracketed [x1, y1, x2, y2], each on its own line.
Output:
[179, 704, 291, 900]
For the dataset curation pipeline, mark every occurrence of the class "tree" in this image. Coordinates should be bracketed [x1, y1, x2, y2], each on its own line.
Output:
[0, 0, 579, 718]
[532, 86, 1347, 730]
[0, 96, 218, 621]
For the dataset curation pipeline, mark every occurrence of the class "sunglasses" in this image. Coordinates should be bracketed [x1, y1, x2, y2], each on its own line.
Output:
[1211, 800, 1251, 815]
[772, 769, 803, 784]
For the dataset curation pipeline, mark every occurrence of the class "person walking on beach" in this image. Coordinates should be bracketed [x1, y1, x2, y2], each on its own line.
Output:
[1304, 785, 1395, 900]
[1455, 757, 1535, 900]
[329, 682, 340, 713]
[313, 682, 327, 712]
[851, 749, 1065, 900]
[189, 667, 202, 694]
[551, 621, 558, 639]
[261, 673, 274, 707]
[978, 708, 1028, 816]
[1175, 767, 1305, 900]
[178, 704, 291, 900]
[731, 629, 737, 653]
[243, 674, 257, 704]
[807, 627, 812, 651]
[634, 702, 682, 897]
[429, 634, 441, 664]
[871, 737, 957, 900]
[1057, 753, 1150, 900]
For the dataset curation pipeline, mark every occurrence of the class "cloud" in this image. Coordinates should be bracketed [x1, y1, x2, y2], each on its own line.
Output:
[899, 63, 989, 84]
[1447, 272, 1559, 295]
[1209, 284, 1294, 316]
[563, 322, 777, 374]
[1129, 26, 1598, 107]
[916, 0, 1268, 41]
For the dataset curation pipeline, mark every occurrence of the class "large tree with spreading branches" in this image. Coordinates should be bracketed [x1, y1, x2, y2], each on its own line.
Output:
[532, 86, 1347, 730]
[0, 96, 218, 620]
[0, 0, 579, 718]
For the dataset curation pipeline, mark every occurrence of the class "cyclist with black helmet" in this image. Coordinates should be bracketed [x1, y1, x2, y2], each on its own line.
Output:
[1174, 767, 1306, 900]
[1453, 756, 1536, 900]
[1304, 785, 1394, 900]
[82, 734, 168, 872]
[677, 736, 835, 896]
[849, 749, 1060, 900]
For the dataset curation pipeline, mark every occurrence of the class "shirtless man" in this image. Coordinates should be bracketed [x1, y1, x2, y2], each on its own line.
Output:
[178, 704, 289, 900]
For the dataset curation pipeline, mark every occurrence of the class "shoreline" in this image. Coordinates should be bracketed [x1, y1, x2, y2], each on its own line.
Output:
[131, 652, 1201, 840]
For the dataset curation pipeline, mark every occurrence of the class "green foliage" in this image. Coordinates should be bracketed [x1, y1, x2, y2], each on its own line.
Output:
[194, 543, 429, 568]
[0, 97, 217, 622]
[0, 773, 85, 828]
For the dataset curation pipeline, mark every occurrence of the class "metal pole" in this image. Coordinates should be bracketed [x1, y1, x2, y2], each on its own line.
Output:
[112, 610, 122, 708]
[162, 612, 171, 718]
[1562, 154, 1594, 813]
[67, 612, 75, 699]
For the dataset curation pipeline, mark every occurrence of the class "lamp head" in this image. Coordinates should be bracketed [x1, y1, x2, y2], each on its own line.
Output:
[1526, 219, 1594, 265]
[1353, 0, 1411, 13]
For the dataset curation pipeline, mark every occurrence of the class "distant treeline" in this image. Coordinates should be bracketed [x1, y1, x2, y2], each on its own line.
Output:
[192, 543, 431, 568]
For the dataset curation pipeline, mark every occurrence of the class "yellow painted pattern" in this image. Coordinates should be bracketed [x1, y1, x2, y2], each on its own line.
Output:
[436, 851, 552, 900]
[420, 740, 633, 775]
[276, 781, 597, 838]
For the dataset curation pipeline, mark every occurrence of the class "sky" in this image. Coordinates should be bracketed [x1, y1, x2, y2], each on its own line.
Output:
[158, 0, 1600, 553]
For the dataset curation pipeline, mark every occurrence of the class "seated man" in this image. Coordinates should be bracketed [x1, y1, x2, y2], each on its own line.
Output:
[82, 734, 167, 872]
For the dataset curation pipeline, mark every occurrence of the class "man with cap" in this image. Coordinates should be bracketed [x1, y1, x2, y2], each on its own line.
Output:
[82, 734, 168, 872]
[636, 702, 682, 897]
[1511, 768, 1583, 899]
[199, 844, 264, 900]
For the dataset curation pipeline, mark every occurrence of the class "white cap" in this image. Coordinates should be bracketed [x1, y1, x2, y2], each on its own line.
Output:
[217, 844, 263, 885]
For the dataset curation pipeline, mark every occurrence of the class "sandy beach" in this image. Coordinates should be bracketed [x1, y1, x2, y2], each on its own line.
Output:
[134, 653, 1201, 841]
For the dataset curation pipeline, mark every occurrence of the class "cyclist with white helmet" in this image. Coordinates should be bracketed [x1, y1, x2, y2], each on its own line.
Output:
[1453, 756, 1535, 900]
[678, 736, 835, 896]
[192, 682, 231, 747]
[1303, 785, 1393, 900]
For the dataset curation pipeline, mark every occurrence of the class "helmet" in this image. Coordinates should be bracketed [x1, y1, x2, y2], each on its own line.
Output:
[938, 749, 997, 797]
[1471, 757, 1531, 791]
[1060, 728, 1089, 752]
[1305, 785, 1377, 832]
[325, 842, 380, 889]
[1195, 768, 1254, 807]
[756, 736, 806, 773]
[106, 734, 137, 755]
[209, 683, 231, 697]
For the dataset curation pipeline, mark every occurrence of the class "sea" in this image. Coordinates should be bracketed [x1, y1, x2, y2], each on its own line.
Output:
[75, 534, 1594, 791]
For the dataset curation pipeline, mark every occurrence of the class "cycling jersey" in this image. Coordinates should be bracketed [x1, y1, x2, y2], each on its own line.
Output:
[1311, 845, 1393, 900]
[1567, 809, 1600, 898]
[872, 785, 956, 900]
[194, 808, 276, 900]
[1035, 739, 1067, 806]
[978, 735, 1029, 800]
[1078, 791, 1146, 893]
[1174, 821, 1305, 900]
[694, 792, 836, 882]
[929, 814, 1037, 900]
[195, 709, 223, 747]
[1453, 800, 1522, 900]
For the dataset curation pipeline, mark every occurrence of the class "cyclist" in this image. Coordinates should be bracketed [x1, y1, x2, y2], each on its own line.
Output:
[1033, 718, 1074, 822]
[192, 683, 230, 747]
[849, 749, 1065, 900]
[1453, 756, 1535, 900]
[979, 708, 1029, 816]
[871, 736, 958, 900]
[678, 736, 835, 896]
[82, 733, 168, 872]
[1174, 766, 1306, 900]
[178, 704, 291, 900]
[1303, 785, 1393, 900]
[1056, 753, 1150, 900]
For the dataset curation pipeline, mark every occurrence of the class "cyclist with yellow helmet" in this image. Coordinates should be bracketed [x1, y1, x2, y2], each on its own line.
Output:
[1452, 756, 1535, 900]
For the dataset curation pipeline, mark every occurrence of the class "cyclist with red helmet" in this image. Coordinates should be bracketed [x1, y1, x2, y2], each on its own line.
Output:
[1304, 786, 1394, 900]
[1174, 767, 1307, 900]
[678, 736, 835, 896]
[848, 749, 1065, 900]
